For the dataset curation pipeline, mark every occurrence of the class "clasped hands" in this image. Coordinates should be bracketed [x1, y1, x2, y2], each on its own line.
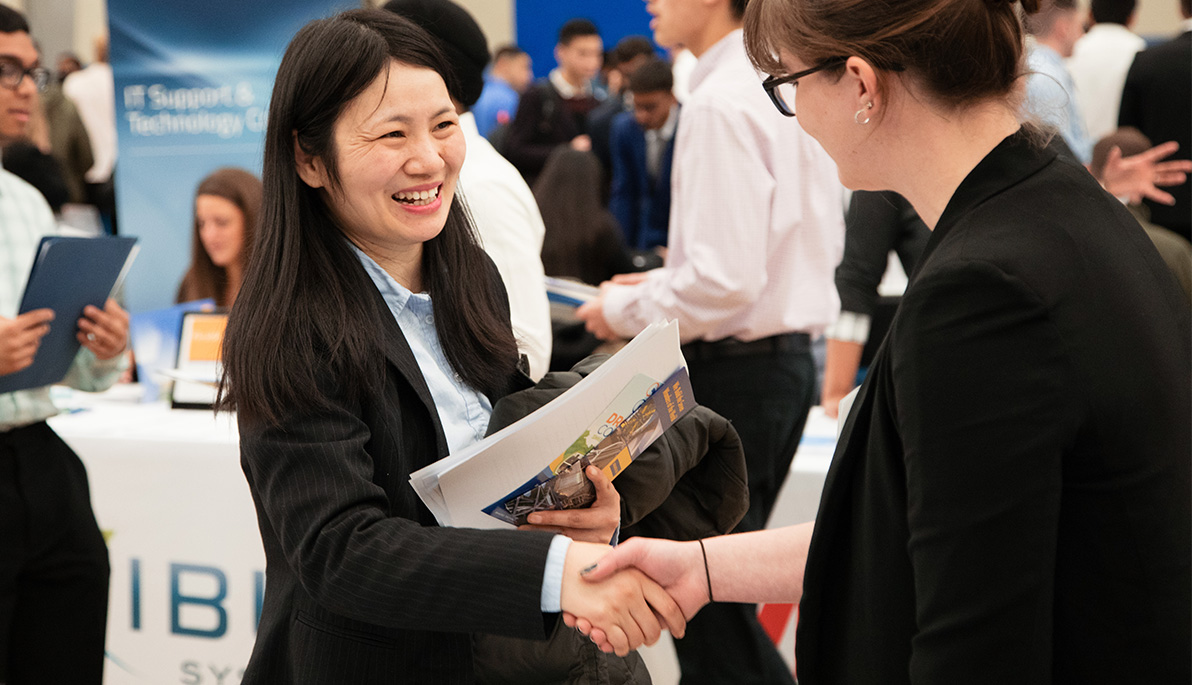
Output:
[562, 537, 710, 655]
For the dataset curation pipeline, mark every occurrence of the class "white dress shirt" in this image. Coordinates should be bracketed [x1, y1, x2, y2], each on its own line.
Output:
[1067, 23, 1146, 142]
[548, 68, 591, 99]
[457, 112, 553, 380]
[602, 30, 845, 344]
[62, 63, 117, 183]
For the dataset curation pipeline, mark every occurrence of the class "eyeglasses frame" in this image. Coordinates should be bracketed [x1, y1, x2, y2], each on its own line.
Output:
[762, 57, 849, 117]
[0, 58, 51, 93]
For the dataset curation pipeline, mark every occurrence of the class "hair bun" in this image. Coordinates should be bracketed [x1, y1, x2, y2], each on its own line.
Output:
[989, 0, 1041, 13]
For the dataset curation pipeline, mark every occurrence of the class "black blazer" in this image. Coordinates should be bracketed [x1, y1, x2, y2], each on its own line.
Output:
[797, 131, 1191, 684]
[1118, 31, 1192, 240]
[238, 262, 554, 684]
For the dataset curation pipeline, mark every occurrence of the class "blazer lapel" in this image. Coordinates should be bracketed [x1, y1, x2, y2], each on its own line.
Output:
[365, 284, 450, 458]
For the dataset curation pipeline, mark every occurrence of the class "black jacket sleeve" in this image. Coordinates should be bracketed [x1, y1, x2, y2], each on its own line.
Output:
[893, 258, 1076, 682]
[837, 191, 911, 316]
[487, 356, 749, 541]
[504, 83, 560, 180]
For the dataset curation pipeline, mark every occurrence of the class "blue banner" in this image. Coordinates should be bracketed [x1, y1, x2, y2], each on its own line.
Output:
[515, 0, 654, 84]
[110, 0, 354, 314]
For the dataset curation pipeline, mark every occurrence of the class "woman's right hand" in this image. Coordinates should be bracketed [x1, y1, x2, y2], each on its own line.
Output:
[559, 540, 687, 656]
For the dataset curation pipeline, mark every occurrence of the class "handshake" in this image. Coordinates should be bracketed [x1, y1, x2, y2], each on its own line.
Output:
[552, 523, 812, 656]
[527, 468, 809, 656]
[556, 537, 714, 656]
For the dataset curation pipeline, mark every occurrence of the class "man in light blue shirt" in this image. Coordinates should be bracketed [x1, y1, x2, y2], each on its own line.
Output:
[472, 44, 532, 139]
[0, 7, 130, 683]
[1025, 0, 1094, 164]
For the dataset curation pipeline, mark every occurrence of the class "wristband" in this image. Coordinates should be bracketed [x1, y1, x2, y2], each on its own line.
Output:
[698, 538, 714, 603]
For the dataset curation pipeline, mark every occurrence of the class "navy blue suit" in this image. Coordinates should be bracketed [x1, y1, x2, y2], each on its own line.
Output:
[609, 109, 675, 252]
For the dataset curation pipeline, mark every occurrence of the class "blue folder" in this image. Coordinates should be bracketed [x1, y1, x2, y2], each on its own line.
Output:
[0, 236, 138, 394]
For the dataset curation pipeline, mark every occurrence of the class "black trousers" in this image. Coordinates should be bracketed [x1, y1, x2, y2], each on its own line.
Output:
[0, 422, 109, 685]
[673, 341, 814, 685]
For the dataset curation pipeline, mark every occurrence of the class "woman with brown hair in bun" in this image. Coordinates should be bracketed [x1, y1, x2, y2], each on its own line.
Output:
[176, 167, 261, 308]
[575, 0, 1191, 682]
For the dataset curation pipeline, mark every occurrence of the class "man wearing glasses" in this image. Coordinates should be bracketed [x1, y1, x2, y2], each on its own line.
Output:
[577, 0, 844, 682]
[0, 7, 128, 684]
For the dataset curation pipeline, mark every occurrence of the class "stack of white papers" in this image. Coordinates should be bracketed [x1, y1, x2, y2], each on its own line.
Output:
[410, 320, 686, 529]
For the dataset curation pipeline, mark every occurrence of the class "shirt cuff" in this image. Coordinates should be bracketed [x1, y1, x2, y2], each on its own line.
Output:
[824, 311, 872, 344]
[602, 282, 648, 339]
[539, 534, 572, 612]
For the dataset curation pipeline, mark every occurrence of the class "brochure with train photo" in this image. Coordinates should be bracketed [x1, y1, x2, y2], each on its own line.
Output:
[484, 365, 697, 525]
[409, 320, 691, 529]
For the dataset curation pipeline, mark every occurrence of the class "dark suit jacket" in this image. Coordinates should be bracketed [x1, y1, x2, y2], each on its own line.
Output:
[1118, 30, 1191, 240]
[504, 79, 598, 184]
[587, 93, 628, 173]
[797, 131, 1192, 684]
[608, 110, 675, 251]
[238, 262, 554, 684]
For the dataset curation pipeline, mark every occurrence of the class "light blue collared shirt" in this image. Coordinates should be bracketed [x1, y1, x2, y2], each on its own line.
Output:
[1026, 42, 1093, 165]
[0, 168, 125, 431]
[350, 245, 571, 611]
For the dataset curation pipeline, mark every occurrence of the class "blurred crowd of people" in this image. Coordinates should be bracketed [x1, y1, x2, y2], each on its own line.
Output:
[3, 33, 117, 235]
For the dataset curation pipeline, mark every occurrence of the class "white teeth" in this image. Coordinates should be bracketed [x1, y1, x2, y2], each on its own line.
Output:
[394, 186, 441, 205]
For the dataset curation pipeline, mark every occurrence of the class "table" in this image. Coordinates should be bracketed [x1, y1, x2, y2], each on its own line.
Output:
[48, 388, 261, 685]
[47, 389, 837, 685]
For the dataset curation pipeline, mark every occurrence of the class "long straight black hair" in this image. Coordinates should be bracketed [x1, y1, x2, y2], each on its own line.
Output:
[534, 147, 627, 286]
[219, 9, 520, 426]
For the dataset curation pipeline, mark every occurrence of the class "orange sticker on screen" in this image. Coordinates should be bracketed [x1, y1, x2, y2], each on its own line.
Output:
[187, 317, 227, 362]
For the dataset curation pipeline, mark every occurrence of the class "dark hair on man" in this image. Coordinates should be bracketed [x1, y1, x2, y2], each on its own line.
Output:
[381, 0, 490, 108]
[1090, 127, 1151, 180]
[627, 58, 674, 94]
[220, 9, 519, 426]
[177, 167, 262, 308]
[1182, 0, 1191, 18]
[1090, 0, 1135, 25]
[1024, 0, 1079, 36]
[558, 18, 599, 46]
[494, 44, 526, 62]
[0, 5, 30, 33]
[745, 0, 1042, 109]
[610, 36, 656, 68]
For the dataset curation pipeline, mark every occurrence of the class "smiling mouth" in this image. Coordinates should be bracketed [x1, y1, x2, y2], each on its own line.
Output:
[393, 185, 441, 206]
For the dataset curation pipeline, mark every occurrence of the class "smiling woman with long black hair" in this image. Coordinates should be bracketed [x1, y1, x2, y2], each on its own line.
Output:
[218, 10, 683, 683]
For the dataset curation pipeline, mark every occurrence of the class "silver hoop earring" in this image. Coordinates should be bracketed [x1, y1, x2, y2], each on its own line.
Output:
[855, 101, 873, 125]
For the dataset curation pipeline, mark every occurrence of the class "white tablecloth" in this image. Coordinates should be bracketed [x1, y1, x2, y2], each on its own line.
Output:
[48, 388, 261, 685]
